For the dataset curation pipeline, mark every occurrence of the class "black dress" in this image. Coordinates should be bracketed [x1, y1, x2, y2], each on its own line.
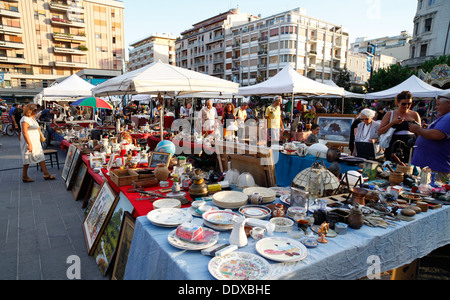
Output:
[385, 121, 415, 163]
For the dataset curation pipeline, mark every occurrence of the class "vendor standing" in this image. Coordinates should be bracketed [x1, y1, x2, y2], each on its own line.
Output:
[265, 96, 285, 144]
[201, 99, 218, 136]
[37, 107, 63, 145]
[410, 92, 450, 182]
[235, 101, 248, 139]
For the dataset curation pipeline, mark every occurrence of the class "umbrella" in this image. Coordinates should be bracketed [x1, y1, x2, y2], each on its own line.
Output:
[70, 97, 113, 110]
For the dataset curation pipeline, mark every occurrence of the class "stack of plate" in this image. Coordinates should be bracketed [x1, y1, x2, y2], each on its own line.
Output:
[243, 187, 276, 204]
[212, 191, 248, 209]
[167, 229, 219, 251]
[286, 207, 307, 219]
[202, 210, 240, 231]
[239, 205, 271, 219]
[147, 208, 192, 227]
[153, 199, 181, 210]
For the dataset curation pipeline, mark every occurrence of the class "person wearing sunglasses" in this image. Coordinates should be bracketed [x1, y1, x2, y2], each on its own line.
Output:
[378, 91, 421, 163]
[410, 92, 450, 182]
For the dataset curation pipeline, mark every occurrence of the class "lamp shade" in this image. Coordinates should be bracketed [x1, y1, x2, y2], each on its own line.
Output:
[291, 163, 340, 198]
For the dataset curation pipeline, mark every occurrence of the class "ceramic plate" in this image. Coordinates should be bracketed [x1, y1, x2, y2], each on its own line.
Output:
[280, 195, 291, 206]
[243, 187, 276, 204]
[239, 205, 271, 219]
[153, 199, 181, 210]
[256, 237, 308, 263]
[270, 217, 294, 232]
[212, 191, 248, 209]
[147, 208, 192, 227]
[208, 252, 271, 280]
[270, 187, 291, 197]
[167, 229, 219, 250]
[202, 210, 240, 226]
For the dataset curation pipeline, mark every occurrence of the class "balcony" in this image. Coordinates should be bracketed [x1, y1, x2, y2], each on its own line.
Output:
[53, 61, 88, 68]
[0, 24, 22, 35]
[50, 1, 85, 14]
[53, 32, 86, 42]
[0, 40, 24, 49]
[51, 17, 85, 28]
[54, 46, 87, 55]
[0, 8, 21, 18]
[0, 55, 25, 64]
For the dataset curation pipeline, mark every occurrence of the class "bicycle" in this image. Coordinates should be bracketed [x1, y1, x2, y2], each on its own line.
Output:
[5, 123, 19, 136]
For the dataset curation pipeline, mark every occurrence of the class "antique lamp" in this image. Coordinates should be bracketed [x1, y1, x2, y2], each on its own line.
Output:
[291, 159, 340, 199]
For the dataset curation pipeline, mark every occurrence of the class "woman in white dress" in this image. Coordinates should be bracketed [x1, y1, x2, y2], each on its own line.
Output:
[20, 103, 55, 182]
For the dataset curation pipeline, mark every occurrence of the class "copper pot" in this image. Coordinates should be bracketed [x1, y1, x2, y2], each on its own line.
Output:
[351, 187, 368, 206]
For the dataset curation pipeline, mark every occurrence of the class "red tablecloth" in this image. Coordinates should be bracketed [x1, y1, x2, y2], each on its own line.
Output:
[82, 155, 106, 185]
[100, 168, 192, 218]
[60, 139, 71, 150]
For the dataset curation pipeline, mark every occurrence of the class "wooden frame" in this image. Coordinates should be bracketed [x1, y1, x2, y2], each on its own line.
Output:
[71, 162, 88, 200]
[83, 180, 101, 210]
[62, 144, 77, 181]
[148, 151, 172, 169]
[82, 181, 118, 256]
[111, 211, 136, 280]
[65, 147, 81, 190]
[315, 114, 356, 144]
[216, 141, 276, 187]
[93, 192, 134, 276]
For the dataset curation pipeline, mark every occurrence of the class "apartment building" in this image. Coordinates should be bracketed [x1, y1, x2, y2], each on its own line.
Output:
[0, 0, 125, 103]
[351, 31, 412, 62]
[226, 8, 349, 86]
[404, 0, 450, 68]
[175, 8, 258, 79]
[347, 50, 397, 90]
[129, 33, 176, 71]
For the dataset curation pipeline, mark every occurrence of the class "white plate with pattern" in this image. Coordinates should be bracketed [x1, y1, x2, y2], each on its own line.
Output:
[147, 208, 192, 227]
[208, 252, 271, 280]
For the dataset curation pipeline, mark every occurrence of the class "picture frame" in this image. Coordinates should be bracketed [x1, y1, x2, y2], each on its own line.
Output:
[290, 187, 310, 211]
[111, 211, 136, 280]
[93, 192, 134, 276]
[71, 162, 88, 201]
[148, 151, 172, 168]
[62, 144, 77, 181]
[82, 181, 118, 256]
[65, 147, 82, 190]
[315, 114, 356, 144]
[83, 180, 101, 211]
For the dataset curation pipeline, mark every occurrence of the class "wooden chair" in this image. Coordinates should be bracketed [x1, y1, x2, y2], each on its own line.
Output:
[37, 149, 60, 171]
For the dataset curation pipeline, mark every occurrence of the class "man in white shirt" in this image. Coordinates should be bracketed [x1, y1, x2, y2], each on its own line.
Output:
[200, 99, 218, 135]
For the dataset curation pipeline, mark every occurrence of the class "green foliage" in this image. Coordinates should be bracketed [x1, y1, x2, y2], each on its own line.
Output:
[365, 64, 416, 93]
[418, 55, 450, 73]
[335, 68, 351, 91]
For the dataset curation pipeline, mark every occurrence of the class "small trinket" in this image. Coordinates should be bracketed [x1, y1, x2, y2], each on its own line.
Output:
[317, 222, 329, 244]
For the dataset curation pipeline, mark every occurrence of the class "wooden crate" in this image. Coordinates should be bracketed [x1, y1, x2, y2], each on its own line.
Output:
[215, 141, 277, 187]
[109, 169, 139, 187]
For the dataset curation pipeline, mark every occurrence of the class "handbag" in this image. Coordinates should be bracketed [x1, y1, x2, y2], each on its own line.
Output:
[39, 127, 46, 143]
[379, 111, 395, 149]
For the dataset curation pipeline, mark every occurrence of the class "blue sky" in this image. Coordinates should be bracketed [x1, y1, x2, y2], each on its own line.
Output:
[123, 0, 417, 56]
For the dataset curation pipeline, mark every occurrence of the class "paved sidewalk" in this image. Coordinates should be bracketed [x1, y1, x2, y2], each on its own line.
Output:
[0, 135, 107, 280]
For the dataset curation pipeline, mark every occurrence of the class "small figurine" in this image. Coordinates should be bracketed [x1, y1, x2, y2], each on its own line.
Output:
[317, 222, 329, 244]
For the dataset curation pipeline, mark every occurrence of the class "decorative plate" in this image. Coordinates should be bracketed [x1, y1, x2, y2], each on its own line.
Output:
[208, 252, 271, 280]
[270, 217, 294, 232]
[255, 237, 308, 263]
[167, 229, 219, 251]
[280, 195, 291, 206]
[153, 199, 181, 210]
[301, 238, 318, 248]
[202, 210, 240, 226]
[239, 205, 271, 219]
[147, 208, 192, 227]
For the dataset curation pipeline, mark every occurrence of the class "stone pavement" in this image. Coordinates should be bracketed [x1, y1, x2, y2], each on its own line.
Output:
[0, 135, 107, 280]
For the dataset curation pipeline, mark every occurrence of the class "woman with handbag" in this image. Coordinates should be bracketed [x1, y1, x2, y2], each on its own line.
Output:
[378, 91, 421, 163]
[20, 103, 56, 183]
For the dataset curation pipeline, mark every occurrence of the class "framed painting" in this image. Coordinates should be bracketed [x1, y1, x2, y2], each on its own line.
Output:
[71, 162, 88, 201]
[65, 147, 81, 190]
[111, 212, 136, 280]
[93, 192, 134, 276]
[148, 151, 172, 169]
[62, 144, 77, 181]
[82, 181, 118, 256]
[83, 180, 101, 211]
[316, 114, 356, 144]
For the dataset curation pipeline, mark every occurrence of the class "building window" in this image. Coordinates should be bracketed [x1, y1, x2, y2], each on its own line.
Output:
[424, 18, 432, 32]
[420, 44, 428, 57]
[428, 0, 436, 6]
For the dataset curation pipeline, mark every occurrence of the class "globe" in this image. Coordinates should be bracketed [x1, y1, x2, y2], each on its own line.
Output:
[155, 140, 176, 156]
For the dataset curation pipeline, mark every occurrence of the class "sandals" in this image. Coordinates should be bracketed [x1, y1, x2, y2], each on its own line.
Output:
[22, 177, 35, 183]
[43, 174, 56, 181]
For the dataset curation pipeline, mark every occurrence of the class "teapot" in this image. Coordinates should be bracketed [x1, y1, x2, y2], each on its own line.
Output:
[297, 143, 308, 157]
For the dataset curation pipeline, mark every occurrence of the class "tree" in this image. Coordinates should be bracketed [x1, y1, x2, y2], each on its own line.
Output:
[335, 68, 351, 91]
[418, 55, 450, 73]
[365, 64, 416, 93]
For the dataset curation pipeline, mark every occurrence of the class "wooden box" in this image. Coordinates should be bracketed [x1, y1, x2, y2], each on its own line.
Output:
[109, 169, 139, 187]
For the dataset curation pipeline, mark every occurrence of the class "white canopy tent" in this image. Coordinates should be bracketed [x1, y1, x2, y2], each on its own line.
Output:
[319, 80, 366, 99]
[91, 61, 239, 137]
[365, 75, 443, 101]
[34, 74, 95, 106]
[237, 65, 345, 97]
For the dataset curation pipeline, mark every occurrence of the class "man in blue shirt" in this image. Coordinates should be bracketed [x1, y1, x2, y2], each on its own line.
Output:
[410, 92, 450, 182]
